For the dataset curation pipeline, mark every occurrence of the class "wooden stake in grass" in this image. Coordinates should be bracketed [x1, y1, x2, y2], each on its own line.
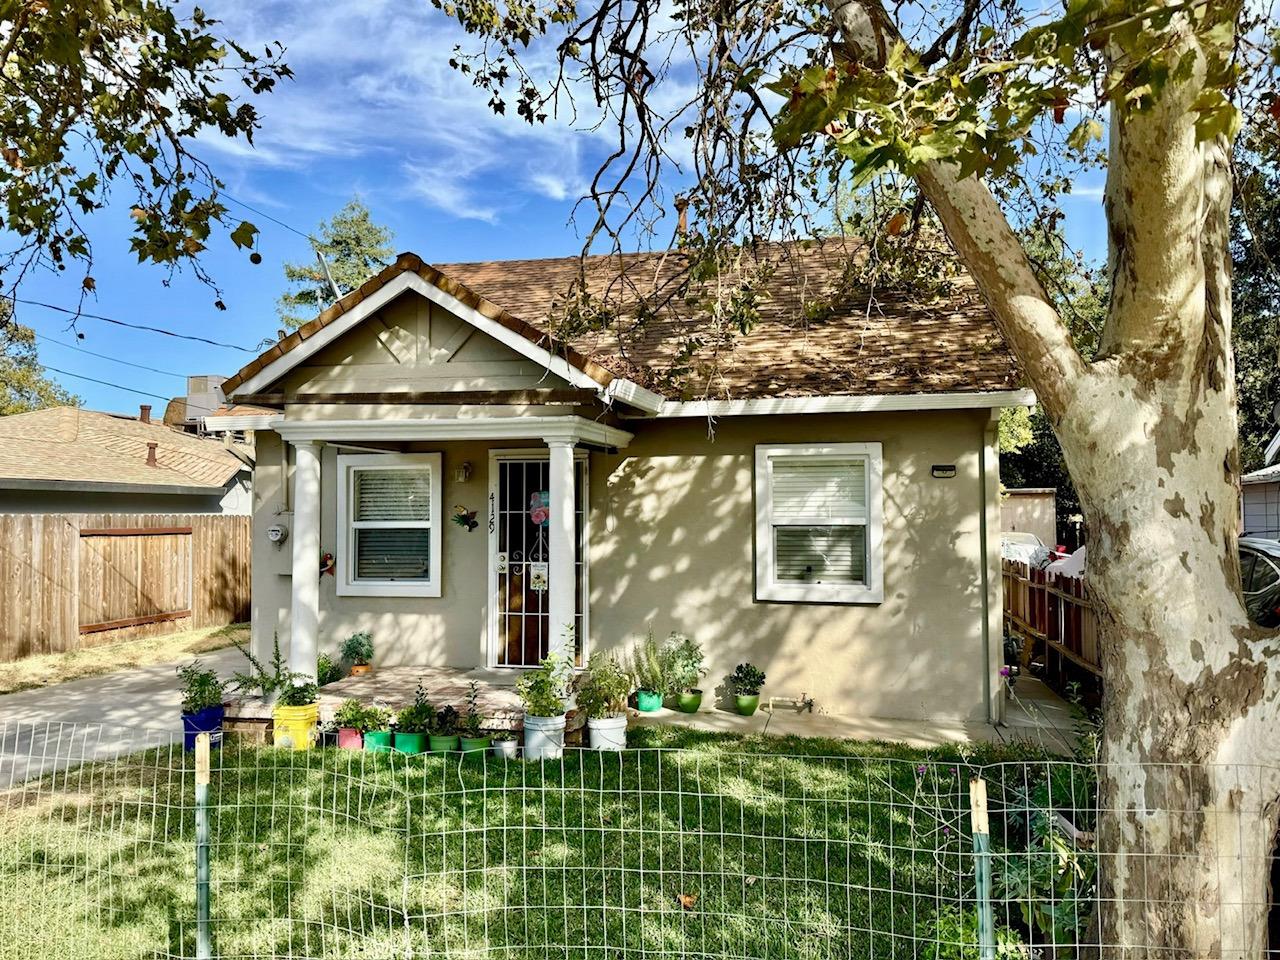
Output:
[195, 732, 212, 960]
[969, 776, 995, 960]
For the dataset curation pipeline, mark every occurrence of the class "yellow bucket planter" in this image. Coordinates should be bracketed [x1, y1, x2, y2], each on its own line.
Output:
[273, 703, 320, 751]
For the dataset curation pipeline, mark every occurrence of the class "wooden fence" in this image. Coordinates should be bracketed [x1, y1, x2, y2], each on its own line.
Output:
[1001, 558, 1102, 692]
[0, 513, 250, 662]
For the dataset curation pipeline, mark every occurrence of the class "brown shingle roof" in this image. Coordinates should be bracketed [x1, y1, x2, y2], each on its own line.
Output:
[0, 406, 246, 491]
[222, 240, 1019, 401]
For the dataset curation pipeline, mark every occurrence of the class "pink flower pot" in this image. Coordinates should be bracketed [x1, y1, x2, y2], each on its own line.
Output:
[337, 727, 363, 750]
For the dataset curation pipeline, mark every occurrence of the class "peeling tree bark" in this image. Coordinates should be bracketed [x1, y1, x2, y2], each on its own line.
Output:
[826, 1, 1280, 955]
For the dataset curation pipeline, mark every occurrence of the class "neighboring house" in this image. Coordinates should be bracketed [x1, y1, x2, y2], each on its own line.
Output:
[220, 243, 1034, 723]
[0, 405, 252, 514]
[1001, 487, 1057, 547]
[1242, 464, 1280, 539]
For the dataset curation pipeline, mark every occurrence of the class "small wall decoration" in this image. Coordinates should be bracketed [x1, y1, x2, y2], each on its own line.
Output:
[452, 504, 479, 532]
[529, 491, 550, 527]
[320, 552, 335, 577]
[530, 562, 549, 593]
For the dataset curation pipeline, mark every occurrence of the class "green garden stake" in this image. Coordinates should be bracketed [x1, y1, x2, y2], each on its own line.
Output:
[195, 732, 212, 960]
[969, 776, 996, 960]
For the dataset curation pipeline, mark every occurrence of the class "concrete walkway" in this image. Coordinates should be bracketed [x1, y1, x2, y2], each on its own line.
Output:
[632, 677, 1081, 754]
[0, 646, 249, 784]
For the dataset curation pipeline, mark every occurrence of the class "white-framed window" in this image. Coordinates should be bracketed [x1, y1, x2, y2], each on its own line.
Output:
[754, 442, 884, 604]
[336, 452, 443, 597]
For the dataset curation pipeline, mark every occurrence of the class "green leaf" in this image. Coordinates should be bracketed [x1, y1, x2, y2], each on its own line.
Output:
[229, 220, 260, 250]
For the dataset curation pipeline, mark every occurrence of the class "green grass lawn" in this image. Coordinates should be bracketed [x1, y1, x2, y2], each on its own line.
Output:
[0, 727, 1088, 960]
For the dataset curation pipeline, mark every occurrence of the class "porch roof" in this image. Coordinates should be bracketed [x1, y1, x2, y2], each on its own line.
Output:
[274, 414, 633, 448]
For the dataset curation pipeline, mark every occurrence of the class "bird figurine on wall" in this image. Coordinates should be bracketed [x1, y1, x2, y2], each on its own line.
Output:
[452, 505, 479, 532]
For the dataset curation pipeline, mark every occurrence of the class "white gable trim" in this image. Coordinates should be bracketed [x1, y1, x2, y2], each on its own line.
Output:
[1265, 429, 1280, 466]
[637, 388, 1036, 419]
[274, 414, 634, 449]
[232, 271, 626, 401]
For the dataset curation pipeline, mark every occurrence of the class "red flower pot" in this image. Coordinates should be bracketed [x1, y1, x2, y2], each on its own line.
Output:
[337, 727, 363, 750]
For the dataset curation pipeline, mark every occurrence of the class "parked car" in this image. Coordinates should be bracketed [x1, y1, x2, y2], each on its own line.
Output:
[1240, 537, 1280, 628]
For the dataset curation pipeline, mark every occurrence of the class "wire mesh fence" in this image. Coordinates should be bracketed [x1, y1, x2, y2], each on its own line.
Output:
[0, 719, 1271, 959]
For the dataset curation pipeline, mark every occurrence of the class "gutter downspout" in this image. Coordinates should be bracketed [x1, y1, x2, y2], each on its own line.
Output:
[979, 408, 1003, 725]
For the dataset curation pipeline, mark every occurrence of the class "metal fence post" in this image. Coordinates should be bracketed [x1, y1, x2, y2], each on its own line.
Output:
[969, 776, 996, 960]
[195, 732, 212, 960]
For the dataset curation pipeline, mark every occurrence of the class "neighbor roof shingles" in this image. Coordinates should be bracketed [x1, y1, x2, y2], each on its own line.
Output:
[0, 406, 246, 490]
[222, 241, 1020, 401]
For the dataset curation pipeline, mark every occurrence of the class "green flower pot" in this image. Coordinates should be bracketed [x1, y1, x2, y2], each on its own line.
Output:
[364, 730, 394, 752]
[735, 694, 760, 716]
[429, 734, 460, 753]
[676, 689, 703, 714]
[395, 732, 427, 755]
[460, 736, 491, 754]
[636, 690, 663, 712]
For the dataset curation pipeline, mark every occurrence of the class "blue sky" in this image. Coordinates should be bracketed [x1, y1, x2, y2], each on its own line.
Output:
[13, 0, 1109, 413]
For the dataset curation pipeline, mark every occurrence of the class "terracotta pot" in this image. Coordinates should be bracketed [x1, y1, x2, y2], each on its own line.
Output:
[349, 663, 372, 676]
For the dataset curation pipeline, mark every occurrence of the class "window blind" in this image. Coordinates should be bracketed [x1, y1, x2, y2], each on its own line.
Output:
[355, 529, 431, 580]
[774, 526, 866, 584]
[354, 469, 432, 522]
[770, 459, 866, 523]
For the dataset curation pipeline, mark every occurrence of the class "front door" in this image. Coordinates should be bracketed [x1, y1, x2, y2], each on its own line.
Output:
[488, 453, 587, 667]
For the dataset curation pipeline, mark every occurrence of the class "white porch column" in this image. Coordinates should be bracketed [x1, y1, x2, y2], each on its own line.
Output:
[289, 439, 322, 681]
[546, 438, 577, 662]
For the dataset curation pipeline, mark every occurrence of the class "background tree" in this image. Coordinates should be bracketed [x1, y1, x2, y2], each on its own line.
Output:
[0, 305, 80, 415]
[432, 0, 1280, 952]
[1234, 162, 1280, 472]
[0, 1, 290, 300]
[277, 200, 395, 329]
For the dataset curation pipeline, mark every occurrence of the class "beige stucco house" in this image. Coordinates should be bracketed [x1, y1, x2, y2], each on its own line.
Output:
[216, 242, 1033, 724]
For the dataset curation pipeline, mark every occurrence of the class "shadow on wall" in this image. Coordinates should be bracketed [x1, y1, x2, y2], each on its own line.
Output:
[589, 414, 988, 722]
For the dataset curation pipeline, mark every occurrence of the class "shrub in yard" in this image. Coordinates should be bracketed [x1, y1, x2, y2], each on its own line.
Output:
[231, 634, 309, 701]
[276, 682, 318, 707]
[660, 633, 705, 693]
[628, 630, 668, 696]
[395, 686, 436, 734]
[460, 681, 485, 738]
[333, 699, 370, 731]
[177, 661, 225, 714]
[316, 653, 343, 686]
[516, 653, 571, 717]
[340, 632, 374, 666]
[729, 663, 766, 696]
[574, 652, 632, 720]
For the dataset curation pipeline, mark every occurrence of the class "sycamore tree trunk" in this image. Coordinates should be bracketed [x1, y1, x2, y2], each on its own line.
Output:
[823, 1, 1280, 954]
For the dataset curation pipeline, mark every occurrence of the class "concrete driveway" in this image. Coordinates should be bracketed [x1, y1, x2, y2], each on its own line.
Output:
[0, 646, 250, 785]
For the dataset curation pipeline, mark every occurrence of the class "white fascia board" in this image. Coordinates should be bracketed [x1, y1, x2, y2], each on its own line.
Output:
[274, 415, 633, 449]
[604, 378, 665, 415]
[639, 388, 1037, 419]
[233, 272, 608, 397]
[1265, 430, 1280, 466]
[202, 413, 283, 432]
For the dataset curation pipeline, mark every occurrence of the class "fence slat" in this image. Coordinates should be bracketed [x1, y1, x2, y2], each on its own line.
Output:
[0, 513, 250, 661]
[1001, 557, 1101, 687]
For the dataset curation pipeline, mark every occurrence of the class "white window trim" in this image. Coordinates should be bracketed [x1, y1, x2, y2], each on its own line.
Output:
[337, 452, 443, 598]
[754, 442, 884, 604]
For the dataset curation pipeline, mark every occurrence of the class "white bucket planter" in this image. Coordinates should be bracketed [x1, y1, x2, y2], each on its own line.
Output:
[587, 715, 628, 751]
[522, 714, 566, 761]
[492, 738, 519, 759]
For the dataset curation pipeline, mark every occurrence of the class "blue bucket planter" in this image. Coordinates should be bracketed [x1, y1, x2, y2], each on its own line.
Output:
[182, 705, 225, 752]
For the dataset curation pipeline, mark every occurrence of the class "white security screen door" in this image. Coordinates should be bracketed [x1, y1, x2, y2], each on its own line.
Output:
[489, 454, 587, 667]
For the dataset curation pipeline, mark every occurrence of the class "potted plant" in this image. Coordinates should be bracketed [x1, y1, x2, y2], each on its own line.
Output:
[178, 661, 226, 752]
[517, 653, 570, 761]
[662, 633, 705, 713]
[574, 652, 632, 751]
[628, 631, 666, 713]
[459, 681, 490, 754]
[363, 705, 394, 752]
[729, 663, 767, 716]
[333, 699, 369, 750]
[341, 632, 375, 676]
[231, 635, 305, 705]
[273, 681, 320, 751]
[394, 685, 434, 755]
[317, 653, 344, 686]
[491, 731, 519, 759]
[429, 705, 461, 753]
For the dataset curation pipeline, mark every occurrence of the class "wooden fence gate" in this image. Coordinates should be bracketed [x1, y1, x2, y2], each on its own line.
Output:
[0, 513, 250, 662]
[1001, 558, 1102, 698]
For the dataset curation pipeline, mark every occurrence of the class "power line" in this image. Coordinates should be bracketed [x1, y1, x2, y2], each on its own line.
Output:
[33, 332, 188, 380]
[39, 363, 174, 402]
[213, 185, 314, 242]
[7, 296, 258, 352]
